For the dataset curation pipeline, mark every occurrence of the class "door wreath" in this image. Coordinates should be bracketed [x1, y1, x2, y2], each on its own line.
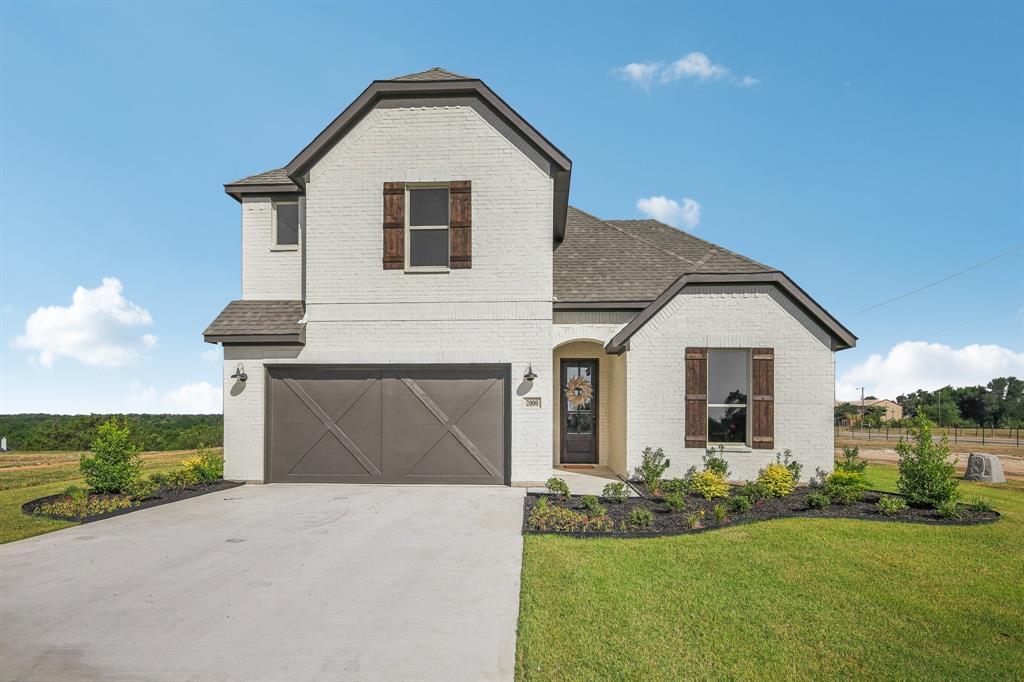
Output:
[564, 375, 594, 408]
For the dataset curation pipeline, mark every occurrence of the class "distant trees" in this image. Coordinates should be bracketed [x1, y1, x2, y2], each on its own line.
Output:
[0, 414, 222, 452]
[896, 377, 1024, 428]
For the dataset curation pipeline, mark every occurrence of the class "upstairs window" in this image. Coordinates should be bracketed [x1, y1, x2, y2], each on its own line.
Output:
[707, 350, 748, 444]
[273, 201, 299, 248]
[407, 186, 449, 269]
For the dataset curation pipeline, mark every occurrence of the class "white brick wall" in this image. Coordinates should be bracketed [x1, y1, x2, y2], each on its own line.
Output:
[240, 197, 301, 300]
[625, 291, 835, 482]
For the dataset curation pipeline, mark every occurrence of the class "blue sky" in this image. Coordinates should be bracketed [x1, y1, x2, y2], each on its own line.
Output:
[1, 1, 1022, 414]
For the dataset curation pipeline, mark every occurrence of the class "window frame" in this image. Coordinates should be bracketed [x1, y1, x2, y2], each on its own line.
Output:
[706, 348, 751, 448]
[404, 183, 450, 273]
[271, 200, 300, 251]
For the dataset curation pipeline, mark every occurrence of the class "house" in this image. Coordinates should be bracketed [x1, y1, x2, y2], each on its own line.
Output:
[204, 67, 856, 486]
[834, 399, 903, 425]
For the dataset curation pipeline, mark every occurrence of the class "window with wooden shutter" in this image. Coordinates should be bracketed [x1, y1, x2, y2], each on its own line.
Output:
[382, 182, 405, 269]
[449, 181, 471, 269]
[684, 347, 708, 448]
[751, 347, 775, 449]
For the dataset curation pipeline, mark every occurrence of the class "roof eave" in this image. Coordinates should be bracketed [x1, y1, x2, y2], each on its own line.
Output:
[203, 330, 305, 345]
[224, 183, 302, 202]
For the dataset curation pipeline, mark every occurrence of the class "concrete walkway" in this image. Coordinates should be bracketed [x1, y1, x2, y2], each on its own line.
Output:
[0, 484, 525, 682]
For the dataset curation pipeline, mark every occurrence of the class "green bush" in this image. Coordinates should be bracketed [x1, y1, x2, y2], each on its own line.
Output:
[181, 446, 223, 484]
[937, 499, 962, 520]
[581, 495, 606, 517]
[836, 445, 868, 474]
[37, 489, 137, 518]
[634, 446, 670, 492]
[736, 481, 766, 502]
[712, 504, 727, 523]
[660, 478, 689, 495]
[545, 476, 570, 499]
[729, 495, 753, 513]
[690, 470, 729, 500]
[824, 470, 867, 504]
[584, 515, 615, 532]
[148, 472, 168, 487]
[627, 508, 654, 529]
[757, 463, 795, 498]
[702, 445, 730, 478]
[775, 449, 802, 485]
[601, 481, 628, 503]
[664, 492, 687, 513]
[877, 495, 908, 516]
[124, 477, 158, 500]
[896, 415, 959, 508]
[805, 491, 830, 509]
[528, 501, 586, 532]
[79, 418, 143, 493]
[686, 510, 705, 529]
[968, 497, 994, 513]
[165, 467, 200, 489]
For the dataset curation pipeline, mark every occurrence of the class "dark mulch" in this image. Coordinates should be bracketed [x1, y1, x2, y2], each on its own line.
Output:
[523, 485, 1000, 538]
[22, 480, 244, 524]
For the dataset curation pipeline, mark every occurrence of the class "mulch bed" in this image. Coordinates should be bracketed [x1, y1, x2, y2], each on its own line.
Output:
[22, 480, 244, 524]
[523, 484, 1000, 538]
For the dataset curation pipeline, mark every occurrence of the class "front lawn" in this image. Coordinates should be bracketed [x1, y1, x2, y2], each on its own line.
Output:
[516, 464, 1024, 680]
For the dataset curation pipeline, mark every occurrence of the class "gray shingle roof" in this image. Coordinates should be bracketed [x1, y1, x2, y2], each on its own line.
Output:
[204, 300, 305, 342]
[554, 207, 777, 303]
[390, 67, 473, 81]
[226, 167, 294, 187]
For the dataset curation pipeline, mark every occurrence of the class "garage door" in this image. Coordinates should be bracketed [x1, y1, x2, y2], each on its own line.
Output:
[267, 366, 508, 484]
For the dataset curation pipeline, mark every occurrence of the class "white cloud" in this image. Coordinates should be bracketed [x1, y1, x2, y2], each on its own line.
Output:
[616, 52, 755, 88]
[13, 277, 155, 368]
[127, 381, 222, 414]
[836, 341, 1024, 400]
[201, 348, 219, 363]
[636, 196, 701, 229]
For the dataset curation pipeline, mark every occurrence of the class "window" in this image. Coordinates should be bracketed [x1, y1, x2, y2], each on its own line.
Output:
[273, 201, 299, 248]
[407, 186, 449, 269]
[707, 350, 748, 444]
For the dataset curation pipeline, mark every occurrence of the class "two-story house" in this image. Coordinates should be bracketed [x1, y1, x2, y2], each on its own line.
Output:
[204, 68, 856, 486]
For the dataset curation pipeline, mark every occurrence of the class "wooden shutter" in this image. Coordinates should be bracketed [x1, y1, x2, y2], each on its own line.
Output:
[751, 347, 775, 449]
[449, 181, 471, 269]
[684, 347, 708, 448]
[383, 182, 405, 269]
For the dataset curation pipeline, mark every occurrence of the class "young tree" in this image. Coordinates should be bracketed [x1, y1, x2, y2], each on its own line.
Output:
[896, 414, 958, 508]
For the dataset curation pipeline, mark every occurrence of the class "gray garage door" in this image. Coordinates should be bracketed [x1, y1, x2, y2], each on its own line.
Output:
[267, 366, 508, 484]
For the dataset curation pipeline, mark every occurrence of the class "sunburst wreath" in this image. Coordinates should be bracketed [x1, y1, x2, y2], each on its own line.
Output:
[564, 376, 594, 408]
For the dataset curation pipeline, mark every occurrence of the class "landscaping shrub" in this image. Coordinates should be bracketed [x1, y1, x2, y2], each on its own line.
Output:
[729, 495, 753, 513]
[757, 463, 795, 498]
[702, 445, 730, 478]
[876, 495, 908, 516]
[545, 476, 570, 500]
[581, 495, 605, 516]
[79, 418, 143, 493]
[634, 446, 670, 493]
[936, 499, 962, 520]
[37, 489, 137, 518]
[775, 449, 802, 485]
[528, 499, 586, 531]
[686, 510, 705, 529]
[689, 470, 729, 500]
[165, 467, 200, 489]
[968, 497, 994, 513]
[712, 504, 727, 523]
[601, 481, 628, 503]
[585, 515, 615, 532]
[148, 472, 168, 487]
[736, 481, 766, 502]
[836, 445, 868, 474]
[627, 508, 654, 529]
[663, 492, 687, 513]
[124, 477, 158, 500]
[824, 470, 867, 504]
[896, 414, 959, 508]
[660, 478, 689, 495]
[806, 491, 831, 509]
[181, 447, 223, 484]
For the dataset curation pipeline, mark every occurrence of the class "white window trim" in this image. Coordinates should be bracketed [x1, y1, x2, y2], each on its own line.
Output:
[706, 349, 751, 448]
[405, 183, 450, 273]
[271, 200, 300, 251]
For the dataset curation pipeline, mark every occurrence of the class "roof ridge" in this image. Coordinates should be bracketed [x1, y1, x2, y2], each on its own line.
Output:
[569, 207, 697, 267]
[607, 217, 773, 271]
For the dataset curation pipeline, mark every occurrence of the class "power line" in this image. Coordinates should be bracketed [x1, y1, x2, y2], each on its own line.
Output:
[849, 246, 1022, 316]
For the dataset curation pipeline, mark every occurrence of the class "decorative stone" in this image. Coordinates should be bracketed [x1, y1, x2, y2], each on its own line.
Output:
[964, 453, 1005, 483]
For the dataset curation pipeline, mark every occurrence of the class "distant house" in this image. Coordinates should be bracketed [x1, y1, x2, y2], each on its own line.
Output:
[834, 399, 903, 425]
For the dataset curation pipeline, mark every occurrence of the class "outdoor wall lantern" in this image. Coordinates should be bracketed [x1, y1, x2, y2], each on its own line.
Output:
[524, 364, 537, 382]
[230, 363, 248, 383]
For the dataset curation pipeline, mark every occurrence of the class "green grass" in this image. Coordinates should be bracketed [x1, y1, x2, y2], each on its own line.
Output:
[516, 464, 1024, 681]
[0, 449, 222, 544]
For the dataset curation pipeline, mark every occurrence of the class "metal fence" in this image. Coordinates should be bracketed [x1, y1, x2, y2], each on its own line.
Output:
[836, 425, 1022, 447]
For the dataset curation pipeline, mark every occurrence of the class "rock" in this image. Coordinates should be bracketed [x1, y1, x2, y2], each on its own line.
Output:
[964, 453, 1006, 483]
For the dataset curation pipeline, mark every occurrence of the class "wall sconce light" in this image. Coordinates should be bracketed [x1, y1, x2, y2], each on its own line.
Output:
[524, 364, 537, 382]
[230, 363, 248, 383]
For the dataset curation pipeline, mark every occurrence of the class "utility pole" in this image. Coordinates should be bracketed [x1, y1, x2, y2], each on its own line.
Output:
[857, 387, 865, 429]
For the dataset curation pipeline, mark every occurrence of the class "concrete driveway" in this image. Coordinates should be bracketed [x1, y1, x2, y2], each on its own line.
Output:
[0, 484, 525, 682]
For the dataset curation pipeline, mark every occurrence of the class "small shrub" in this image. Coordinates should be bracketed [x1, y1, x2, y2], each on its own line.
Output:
[824, 470, 867, 504]
[968, 497, 994, 513]
[165, 467, 200, 489]
[545, 476, 570, 499]
[584, 515, 615, 532]
[896, 414, 959, 508]
[660, 478, 689, 495]
[757, 463, 795, 498]
[634, 446, 670, 493]
[806, 491, 831, 509]
[601, 481, 628, 503]
[528, 500, 585, 531]
[627, 508, 654, 529]
[581, 495, 605, 517]
[729, 495, 753, 513]
[686, 510, 705, 529]
[63, 485, 88, 505]
[702, 445, 730, 478]
[148, 472, 168, 487]
[736, 481, 766, 502]
[836, 445, 868, 474]
[181, 447, 223, 484]
[712, 504, 727, 523]
[936, 499, 962, 520]
[689, 470, 729, 500]
[79, 418, 143, 494]
[775, 449, 802, 485]
[663, 492, 687, 513]
[876, 495, 908, 516]
[38, 492, 137, 518]
[124, 477, 158, 500]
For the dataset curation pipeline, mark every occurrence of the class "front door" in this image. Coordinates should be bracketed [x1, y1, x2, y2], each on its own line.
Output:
[560, 359, 598, 464]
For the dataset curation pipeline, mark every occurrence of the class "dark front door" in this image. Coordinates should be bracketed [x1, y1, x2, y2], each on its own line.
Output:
[560, 359, 598, 464]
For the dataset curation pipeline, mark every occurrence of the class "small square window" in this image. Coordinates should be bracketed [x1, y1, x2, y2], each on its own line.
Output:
[274, 202, 299, 247]
[407, 187, 449, 269]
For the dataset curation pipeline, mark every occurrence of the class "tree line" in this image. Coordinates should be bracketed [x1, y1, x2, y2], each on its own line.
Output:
[0, 414, 223, 452]
[836, 376, 1024, 428]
